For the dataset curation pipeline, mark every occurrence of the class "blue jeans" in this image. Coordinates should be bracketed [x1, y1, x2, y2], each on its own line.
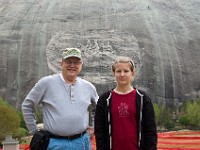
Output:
[47, 132, 91, 150]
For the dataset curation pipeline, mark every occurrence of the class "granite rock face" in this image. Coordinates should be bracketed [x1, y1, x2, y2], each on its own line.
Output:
[0, 0, 200, 109]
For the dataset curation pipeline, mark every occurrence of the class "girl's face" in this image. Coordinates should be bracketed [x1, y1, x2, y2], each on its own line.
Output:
[113, 62, 134, 86]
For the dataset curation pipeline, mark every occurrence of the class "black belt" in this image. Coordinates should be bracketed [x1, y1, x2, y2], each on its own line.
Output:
[50, 130, 87, 140]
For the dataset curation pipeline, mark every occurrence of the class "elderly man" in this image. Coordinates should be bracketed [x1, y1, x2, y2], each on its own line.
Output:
[22, 48, 98, 150]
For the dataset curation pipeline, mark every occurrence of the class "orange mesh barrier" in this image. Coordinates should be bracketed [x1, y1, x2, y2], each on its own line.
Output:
[19, 144, 30, 150]
[158, 149, 200, 150]
[158, 131, 200, 150]
[91, 136, 96, 150]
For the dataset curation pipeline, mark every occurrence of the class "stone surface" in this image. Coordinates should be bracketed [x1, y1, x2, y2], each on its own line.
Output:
[0, 0, 200, 109]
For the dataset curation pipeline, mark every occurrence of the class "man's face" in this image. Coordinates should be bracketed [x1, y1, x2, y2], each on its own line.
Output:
[61, 57, 82, 78]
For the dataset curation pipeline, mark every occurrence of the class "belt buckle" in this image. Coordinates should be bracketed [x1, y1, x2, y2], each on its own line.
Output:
[66, 130, 86, 140]
[67, 136, 72, 140]
[66, 134, 79, 140]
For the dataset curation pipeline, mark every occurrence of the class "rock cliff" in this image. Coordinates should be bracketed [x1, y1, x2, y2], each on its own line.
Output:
[0, 0, 200, 109]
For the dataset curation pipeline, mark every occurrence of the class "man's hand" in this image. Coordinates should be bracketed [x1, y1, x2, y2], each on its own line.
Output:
[87, 126, 95, 140]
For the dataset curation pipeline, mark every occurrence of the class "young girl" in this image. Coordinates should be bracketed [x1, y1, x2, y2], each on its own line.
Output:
[94, 56, 157, 150]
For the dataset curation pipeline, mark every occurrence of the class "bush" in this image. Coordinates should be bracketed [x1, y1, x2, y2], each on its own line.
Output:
[13, 127, 29, 139]
[178, 115, 190, 126]
[0, 97, 21, 140]
[17, 111, 28, 130]
[153, 103, 176, 130]
[178, 99, 200, 128]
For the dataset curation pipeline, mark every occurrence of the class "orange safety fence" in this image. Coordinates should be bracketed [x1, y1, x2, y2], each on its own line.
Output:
[158, 131, 200, 137]
[19, 144, 30, 150]
[158, 149, 200, 150]
[158, 130, 200, 150]
[91, 136, 96, 150]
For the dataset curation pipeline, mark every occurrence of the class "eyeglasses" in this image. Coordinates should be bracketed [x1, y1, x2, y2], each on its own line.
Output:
[64, 60, 82, 65]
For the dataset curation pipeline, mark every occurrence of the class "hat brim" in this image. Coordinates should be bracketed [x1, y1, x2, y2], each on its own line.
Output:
[63, 55, 82, 60]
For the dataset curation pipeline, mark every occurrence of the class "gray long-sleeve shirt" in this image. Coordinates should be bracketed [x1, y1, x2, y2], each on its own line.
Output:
[22, 73, 98, 136]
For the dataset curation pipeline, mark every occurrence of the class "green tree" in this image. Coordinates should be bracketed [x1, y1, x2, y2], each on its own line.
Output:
[162, 108, 175, 130]
[153, 103, 175, 130]
[35, 107, 43, 124]
[153, 103, 161, 125]
[17, 111, 27, 129]
[179, 99, 200, 128]
[13, 127, 28, 139]
[0, 97, 21, 140]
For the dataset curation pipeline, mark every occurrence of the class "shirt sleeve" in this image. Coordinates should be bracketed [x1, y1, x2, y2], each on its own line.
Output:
[90, 84, 99, 107]
[21, 78, 46, 134]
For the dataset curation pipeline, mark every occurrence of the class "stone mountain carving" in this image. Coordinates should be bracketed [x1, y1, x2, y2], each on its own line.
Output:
[46, 30, 141, 84]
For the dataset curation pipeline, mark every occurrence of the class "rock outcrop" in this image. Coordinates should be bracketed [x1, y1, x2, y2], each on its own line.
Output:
[0, 0, 200, 109]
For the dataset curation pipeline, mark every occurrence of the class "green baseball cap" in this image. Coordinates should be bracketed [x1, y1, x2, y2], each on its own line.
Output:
[62, 48, 82, 60]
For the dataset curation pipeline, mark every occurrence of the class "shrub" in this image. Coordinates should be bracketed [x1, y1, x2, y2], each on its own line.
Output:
[178, 98, 200, 129]
[0, 98, 21, 140]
